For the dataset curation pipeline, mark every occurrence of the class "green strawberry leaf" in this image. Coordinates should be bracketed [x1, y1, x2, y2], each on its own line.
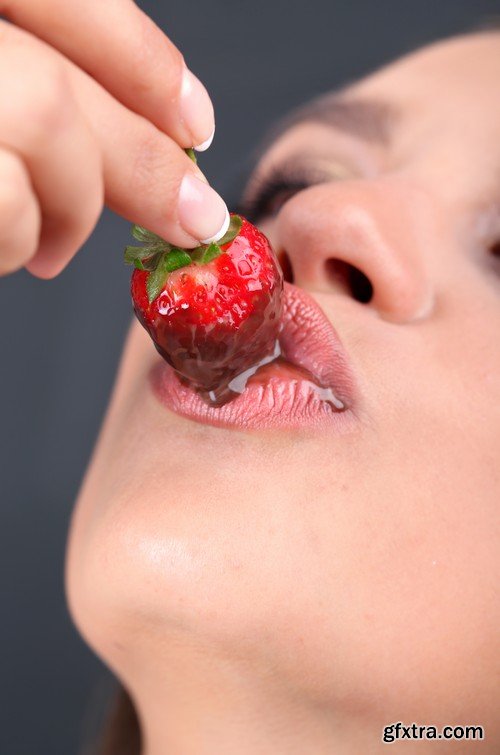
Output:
[190, 242, 223, 265]
[124, 245, 149, 265]
[140, 250, 165, 271]
[189, 245, 207, 264]
[218, 214, 242, 246]
[164, 248, 192, 271]
[131, 225, 167, 246]
[146, 266, 167, 304]
[201, 242, 222, 264]
[146, 249, 192, 304]
[124, 245, 165, 269]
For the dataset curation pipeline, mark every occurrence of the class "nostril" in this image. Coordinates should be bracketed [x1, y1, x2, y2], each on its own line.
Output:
[491, 240, 500, 258]
[325, 259, 373, 303]
[277, 250, 294, 283]
[349, 264, 373, 303]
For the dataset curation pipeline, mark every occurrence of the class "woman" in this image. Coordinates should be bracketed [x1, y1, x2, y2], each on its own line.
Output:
[1, 2, 498, 752]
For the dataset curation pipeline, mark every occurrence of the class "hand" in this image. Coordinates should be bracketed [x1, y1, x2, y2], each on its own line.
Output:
[0, 0, 228, 279]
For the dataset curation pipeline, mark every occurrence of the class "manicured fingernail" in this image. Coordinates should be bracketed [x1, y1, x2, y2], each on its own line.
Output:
[200, 207, 230, 244]
[179, 68, 215, 150]
[194, 127, 215, 152]
[178, 173, 229, 243]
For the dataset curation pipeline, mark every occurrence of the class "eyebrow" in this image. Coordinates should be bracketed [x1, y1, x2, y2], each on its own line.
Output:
[260, 93, 397, 150]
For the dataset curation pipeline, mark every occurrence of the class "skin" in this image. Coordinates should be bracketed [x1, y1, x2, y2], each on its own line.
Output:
[0, 0, 224, 278]
[63, 33, 500, 754]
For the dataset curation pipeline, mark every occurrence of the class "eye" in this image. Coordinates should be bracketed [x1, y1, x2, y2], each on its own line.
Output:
[241, 164, 331, 224]
[256, 181, 307, 217]
[242, 176, 312, 223]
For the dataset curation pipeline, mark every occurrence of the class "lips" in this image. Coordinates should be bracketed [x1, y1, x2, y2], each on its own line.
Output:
[151, 283, 357, 431]
[278, 284, 355, 405]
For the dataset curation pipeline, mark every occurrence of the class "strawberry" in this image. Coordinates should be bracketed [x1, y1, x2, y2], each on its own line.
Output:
[125, 214, 283, 405]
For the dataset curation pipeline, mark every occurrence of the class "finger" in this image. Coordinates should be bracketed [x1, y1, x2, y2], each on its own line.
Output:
[4, 0, 215, 151]
[0, 148, 41, 276]
[67, 60, 229, 249]
[0, 28, 104, 278]
[0, 19, 228, 257]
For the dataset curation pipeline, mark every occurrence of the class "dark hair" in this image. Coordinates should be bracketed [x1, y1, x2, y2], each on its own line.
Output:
[94, 685, 141, 755]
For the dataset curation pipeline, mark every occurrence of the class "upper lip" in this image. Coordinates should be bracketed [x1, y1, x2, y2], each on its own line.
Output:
[279, 282, 357, 407]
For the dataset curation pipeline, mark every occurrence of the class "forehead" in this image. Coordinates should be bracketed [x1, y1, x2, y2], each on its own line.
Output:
[250, 31, 500, 195]
[255, 33, 500, 174]
[350, 31, 500, 111]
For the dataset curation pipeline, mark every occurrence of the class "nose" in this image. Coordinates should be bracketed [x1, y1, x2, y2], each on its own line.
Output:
[275, 177, 436, 323]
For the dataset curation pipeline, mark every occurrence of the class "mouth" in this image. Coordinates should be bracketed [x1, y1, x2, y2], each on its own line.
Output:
[150, 283, 358, 431]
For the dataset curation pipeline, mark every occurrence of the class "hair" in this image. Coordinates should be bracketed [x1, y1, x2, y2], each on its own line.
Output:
[93, 685, 141, 755]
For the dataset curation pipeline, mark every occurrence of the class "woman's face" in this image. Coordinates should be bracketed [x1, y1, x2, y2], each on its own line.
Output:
[67, 33, 500, 744]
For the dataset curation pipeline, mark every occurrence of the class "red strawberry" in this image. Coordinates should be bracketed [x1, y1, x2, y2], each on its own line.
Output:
[125, 214, 283, 405]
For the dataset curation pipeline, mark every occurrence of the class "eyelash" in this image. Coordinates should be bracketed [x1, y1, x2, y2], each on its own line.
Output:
[241, 166, 326, 223]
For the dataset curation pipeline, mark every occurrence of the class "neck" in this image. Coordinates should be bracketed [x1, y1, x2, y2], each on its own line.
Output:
[125, 642, 357, 755]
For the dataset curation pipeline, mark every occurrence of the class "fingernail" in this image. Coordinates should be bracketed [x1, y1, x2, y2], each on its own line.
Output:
[200, 207, 230, 244]
[194, 127, 215, 152]
[178, 173, 229, 243]
[179, 67, 215, 150]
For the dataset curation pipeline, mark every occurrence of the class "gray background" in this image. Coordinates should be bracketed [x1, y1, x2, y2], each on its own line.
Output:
[1, 1, 498, 753]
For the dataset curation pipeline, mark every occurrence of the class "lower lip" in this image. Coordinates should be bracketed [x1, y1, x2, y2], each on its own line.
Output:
[150, 357, 355, 432]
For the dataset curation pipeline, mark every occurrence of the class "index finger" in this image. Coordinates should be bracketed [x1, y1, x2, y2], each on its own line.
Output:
[3, 0, 215, 150]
